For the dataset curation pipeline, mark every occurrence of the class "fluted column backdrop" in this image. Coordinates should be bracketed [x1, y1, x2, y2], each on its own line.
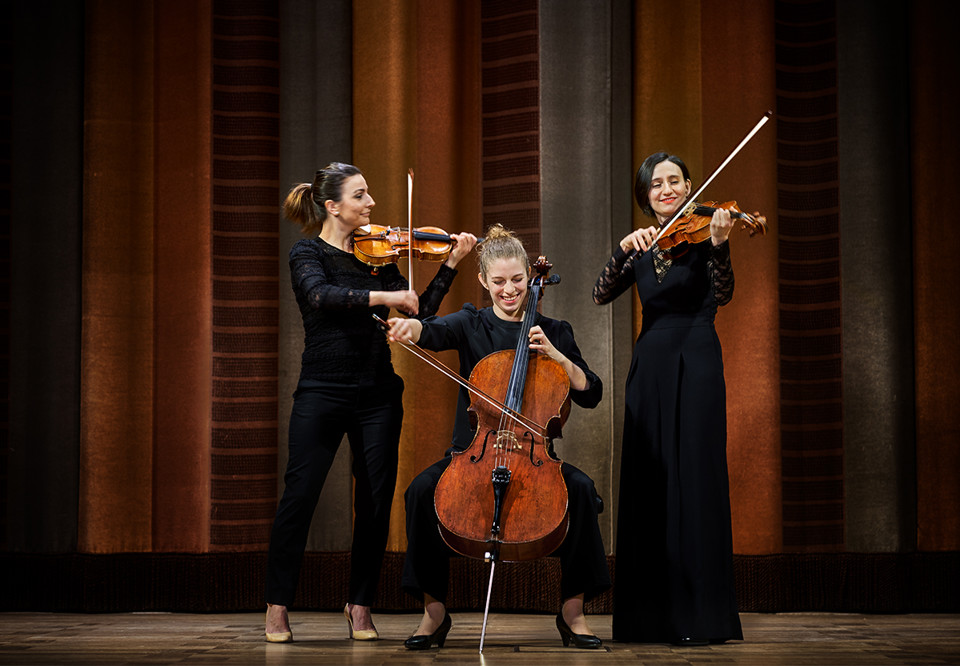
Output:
[277, 0, 355, 553]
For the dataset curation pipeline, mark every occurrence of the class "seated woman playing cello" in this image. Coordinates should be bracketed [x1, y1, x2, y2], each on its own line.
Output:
[385, 224, 610, 650]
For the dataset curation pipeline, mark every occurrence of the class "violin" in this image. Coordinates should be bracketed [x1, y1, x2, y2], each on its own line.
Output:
[638, 111, 773, 258]
[657, 200, 767, 254]
[352, 223, 459, 266]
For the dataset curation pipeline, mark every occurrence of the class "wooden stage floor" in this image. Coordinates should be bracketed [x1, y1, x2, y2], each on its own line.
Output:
[1, 611, 958, 665]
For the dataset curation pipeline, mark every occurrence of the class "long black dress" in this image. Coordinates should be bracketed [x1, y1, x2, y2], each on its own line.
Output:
[593, 240, 742, 643]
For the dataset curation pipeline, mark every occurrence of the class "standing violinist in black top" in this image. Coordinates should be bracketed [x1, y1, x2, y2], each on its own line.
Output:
[264, 162, 477, 643]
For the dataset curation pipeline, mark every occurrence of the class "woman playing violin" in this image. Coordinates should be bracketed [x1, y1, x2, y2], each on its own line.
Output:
[386, 224, 610, 650]
[264, 162, 477, 643]
[593, 152, 742, 645]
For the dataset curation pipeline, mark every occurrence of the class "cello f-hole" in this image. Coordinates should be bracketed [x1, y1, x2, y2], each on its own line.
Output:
[523, 433, 543, 466]
[470, 430, 497, 463]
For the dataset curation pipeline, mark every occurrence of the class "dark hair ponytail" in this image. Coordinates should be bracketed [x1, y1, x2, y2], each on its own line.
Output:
[282, 162, 362, 234]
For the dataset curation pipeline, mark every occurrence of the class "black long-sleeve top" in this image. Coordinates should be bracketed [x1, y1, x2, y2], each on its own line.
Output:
[592, 241, 734, 310]
[290, 237, 457, 384]
[416, 304, 603, 452]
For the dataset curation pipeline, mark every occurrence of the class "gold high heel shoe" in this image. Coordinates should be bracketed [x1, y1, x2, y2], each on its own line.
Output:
[265, 604, 293, 643]
[344, 604, 379, 641]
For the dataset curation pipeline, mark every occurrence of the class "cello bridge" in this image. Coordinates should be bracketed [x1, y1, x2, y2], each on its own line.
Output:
[495, 431, 521, 451]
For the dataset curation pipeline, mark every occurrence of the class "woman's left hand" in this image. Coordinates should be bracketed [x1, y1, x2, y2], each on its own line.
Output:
[445, 232, 479, 268]
[711, 208, 734, 246]
[528, 325, 588, 391]
[528, 325, 560, 360]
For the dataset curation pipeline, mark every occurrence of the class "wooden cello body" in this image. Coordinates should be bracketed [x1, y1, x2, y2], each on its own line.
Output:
[433, 258, 571, 562]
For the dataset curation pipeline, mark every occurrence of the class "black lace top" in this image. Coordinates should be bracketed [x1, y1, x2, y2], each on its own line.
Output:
[290, 237, 457, 384]
[593, 240, 734, 314]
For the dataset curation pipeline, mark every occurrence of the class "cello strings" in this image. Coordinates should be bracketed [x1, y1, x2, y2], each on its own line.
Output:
[375, 317, 547, 436]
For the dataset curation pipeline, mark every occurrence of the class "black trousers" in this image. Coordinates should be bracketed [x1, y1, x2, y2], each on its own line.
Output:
[402, 455, 611, 604]
[266, 377, 403, 607]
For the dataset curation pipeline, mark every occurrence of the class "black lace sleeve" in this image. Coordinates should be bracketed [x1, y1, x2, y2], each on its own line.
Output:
[291, 241, 370, 309]
[709, 240, 734, 306]
[593, 246, 638, 305]
[381, 263, 458, 320]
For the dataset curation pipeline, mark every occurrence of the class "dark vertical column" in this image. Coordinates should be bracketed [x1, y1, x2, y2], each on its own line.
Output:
[277, 0, 354, 551]
[209, 1, 280, 551]
[837, 0, 915, 552]
[479, 0, 541, 255]
[775, 0, 844, 551]
[7, 0, 84, 552]
[538, 0, 634, 553]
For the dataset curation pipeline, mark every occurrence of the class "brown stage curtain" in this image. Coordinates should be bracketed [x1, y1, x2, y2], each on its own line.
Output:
[81, 0, 216, 553]
[912, 0, 960, 552]
[633, 0, 782, 554]
[80, 0, 157, 553]
[352, 0, 484, 552]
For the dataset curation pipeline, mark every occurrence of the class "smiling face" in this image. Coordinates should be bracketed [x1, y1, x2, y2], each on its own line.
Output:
[647, 160, 692, 224]
[327, 173, 375, 229]
[479, 256, 529, 321]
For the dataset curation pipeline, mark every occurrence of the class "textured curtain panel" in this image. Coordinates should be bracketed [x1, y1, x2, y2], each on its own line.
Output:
[700, 0, 781, 555]
[632, 0, 782, 554]
[208, 0, 280, 552]
[352, 0, 484, 551]
[80, 0, 157, 553]
[3, 552, 956, 613]
[912, 0, 960, 552]
[153, 0, 213, 553]
[774, 0, 844, 552]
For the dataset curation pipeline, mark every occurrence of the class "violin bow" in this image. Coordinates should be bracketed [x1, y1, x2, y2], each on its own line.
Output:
[372, 314, 549, 437]
[651, 110, 773, 248]
[407, 168, 414, 287]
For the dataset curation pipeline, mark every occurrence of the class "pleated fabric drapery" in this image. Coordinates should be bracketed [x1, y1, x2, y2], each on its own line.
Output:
[352, 0, 484, 552]
[911, 0, 960, 552]
[632, 0, 782, 554]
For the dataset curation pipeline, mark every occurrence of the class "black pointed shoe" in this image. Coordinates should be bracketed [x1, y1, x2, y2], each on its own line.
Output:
[404, 612, 452, 650]
[556, 613, 602, 649]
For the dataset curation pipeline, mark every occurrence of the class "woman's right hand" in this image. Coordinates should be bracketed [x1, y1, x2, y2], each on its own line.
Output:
[619, 225, 659, 254]
[371, 289, 419, 315]
[385, 317, 422, 344]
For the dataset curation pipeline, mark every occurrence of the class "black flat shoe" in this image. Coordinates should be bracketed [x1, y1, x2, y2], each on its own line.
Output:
[673, 637, 709, 647]
[556, 613, 602, 649]
[404, 612, 452, 650]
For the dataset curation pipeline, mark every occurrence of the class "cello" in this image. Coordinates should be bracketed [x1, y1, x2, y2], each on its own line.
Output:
[373, 255, 572, 652]
[433, 256, 570, 564]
